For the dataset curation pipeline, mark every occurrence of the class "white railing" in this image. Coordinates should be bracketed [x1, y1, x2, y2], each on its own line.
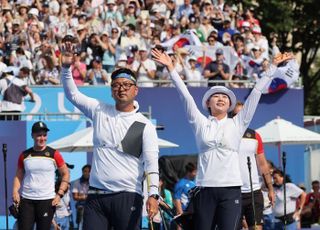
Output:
[29, 79, 303, 88]
[0, 111, 152, 121]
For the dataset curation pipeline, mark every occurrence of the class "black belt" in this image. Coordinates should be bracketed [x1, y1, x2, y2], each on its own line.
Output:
[275, 212, 295, 225]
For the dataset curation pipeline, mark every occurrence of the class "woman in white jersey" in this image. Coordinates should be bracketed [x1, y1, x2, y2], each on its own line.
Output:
[12, 121, 70, 230]
[151, 48, 294, 230]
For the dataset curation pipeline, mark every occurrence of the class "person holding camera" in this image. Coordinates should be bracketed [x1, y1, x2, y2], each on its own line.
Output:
[12, 121, 70, 230]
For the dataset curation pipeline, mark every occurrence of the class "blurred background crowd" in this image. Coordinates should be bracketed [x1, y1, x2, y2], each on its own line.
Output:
[0, 0, 284, 88]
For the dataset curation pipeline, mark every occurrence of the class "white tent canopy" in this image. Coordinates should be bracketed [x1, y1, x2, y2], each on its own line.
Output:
[256, 117, 320, 145]
[49, 127, 179, 152]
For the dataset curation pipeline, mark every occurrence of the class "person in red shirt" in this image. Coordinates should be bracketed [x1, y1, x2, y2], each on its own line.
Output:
[304, 180, 320, 225]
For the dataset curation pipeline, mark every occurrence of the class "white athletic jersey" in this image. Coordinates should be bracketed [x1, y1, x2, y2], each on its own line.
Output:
[18, 146, 65, 200]
[61, 68, 159, 196]
[169, 69, 273, 187]
[273, 183, 303, 217]
[239, 129, 264, 193]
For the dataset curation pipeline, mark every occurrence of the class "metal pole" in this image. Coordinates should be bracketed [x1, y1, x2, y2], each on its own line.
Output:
[282, 151, 287, 229]
[247, 156, 257, 229]
[3, 143, 9, 230]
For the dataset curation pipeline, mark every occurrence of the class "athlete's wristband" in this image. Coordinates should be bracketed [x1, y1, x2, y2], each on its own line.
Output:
[57, 192, 64, 198]
[149, 194, 160, 201]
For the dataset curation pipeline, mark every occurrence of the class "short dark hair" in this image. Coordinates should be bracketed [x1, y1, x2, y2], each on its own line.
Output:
[127, 24, 136, 31]
[185, 162, 197, 173]
[111, 68, 136, 82]
[82, 164, 91, 171]
[20, 67, 30, 75]
[273, 168, 292, 183]
[16, 47, 25, 55]
[273, 169, 284, 177]
[312, 180, 319, 186]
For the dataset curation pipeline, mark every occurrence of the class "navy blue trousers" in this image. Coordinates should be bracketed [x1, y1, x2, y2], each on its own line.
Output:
[192, 187, 242, 230]
[83, 192, 143, 230]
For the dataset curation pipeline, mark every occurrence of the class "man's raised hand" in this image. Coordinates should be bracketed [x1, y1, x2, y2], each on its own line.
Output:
[60, 35, 78, 68]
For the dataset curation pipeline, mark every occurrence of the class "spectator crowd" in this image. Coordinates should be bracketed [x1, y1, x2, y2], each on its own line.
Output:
[0, 0, 283, 88]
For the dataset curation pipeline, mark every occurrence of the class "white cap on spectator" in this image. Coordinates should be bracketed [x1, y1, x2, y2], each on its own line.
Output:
[2, 5, 12, 10]
[28, 8, 39, 17]
[107, 0, 116, 4]
[252, 26, 262, 34]
[188, 55, 197, 62]
[18, 3, 29, 10]
[139, 45, 148, 52]
[224, 16, 231, 22]
[242, 21, 250, 28]
[102, 30, 109, 36]
[118, 53, 128, 61]
[251, 45, 261, 51]
[208, 28, 218, 36]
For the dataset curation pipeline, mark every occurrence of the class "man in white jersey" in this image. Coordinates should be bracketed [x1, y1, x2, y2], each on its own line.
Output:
[151, 48, 293, 230]
[231, 101, 274, 230]
[12, 121, 70, 230]
[60, 38, 159, 230]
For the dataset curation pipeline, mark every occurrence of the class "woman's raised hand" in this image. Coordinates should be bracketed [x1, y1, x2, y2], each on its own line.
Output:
[151, 48, 174, 72]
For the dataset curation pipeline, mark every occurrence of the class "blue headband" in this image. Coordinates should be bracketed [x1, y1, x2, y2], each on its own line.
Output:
[112, 73, 136, 83]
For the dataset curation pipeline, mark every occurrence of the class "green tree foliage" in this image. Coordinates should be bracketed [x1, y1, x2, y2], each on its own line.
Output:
[242, 0, 320, 114]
